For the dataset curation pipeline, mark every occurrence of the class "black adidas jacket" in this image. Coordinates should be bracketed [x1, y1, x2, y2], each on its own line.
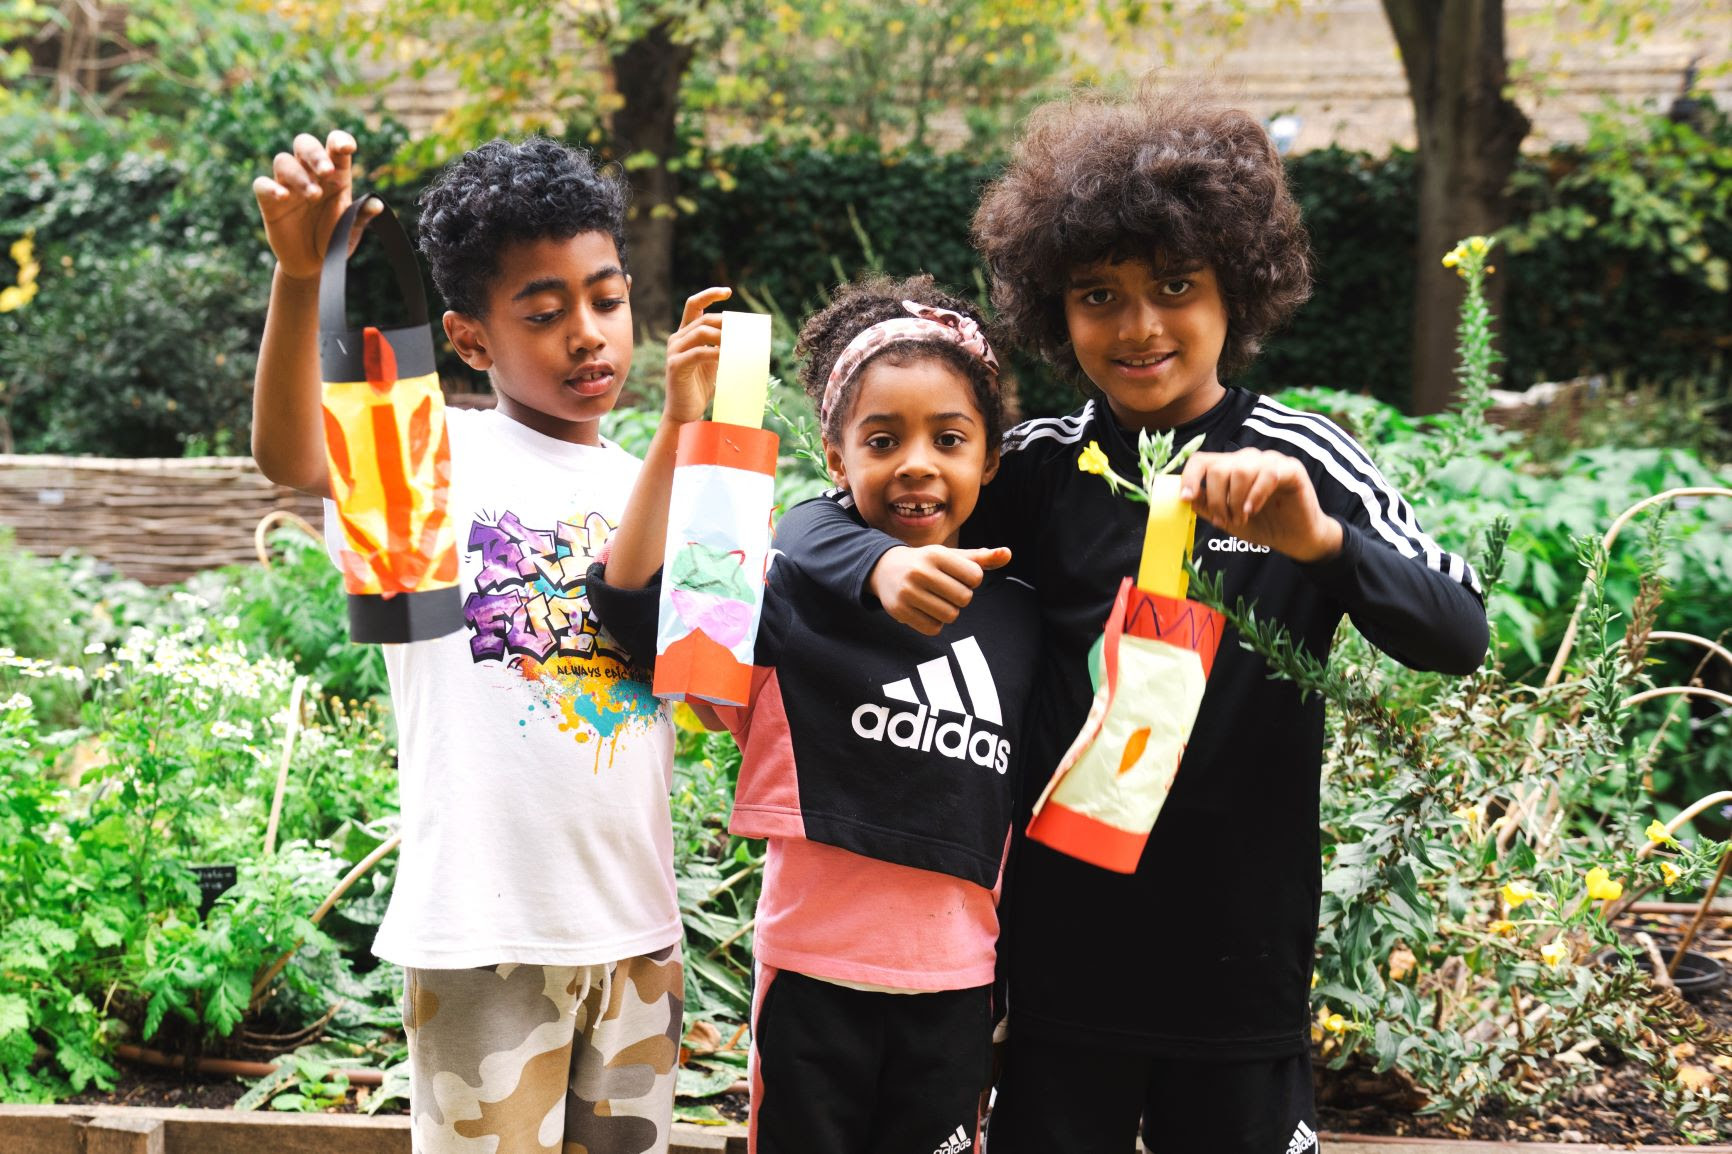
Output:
[588, 541, 1040, 889]
[774, 386, 1488, 1058]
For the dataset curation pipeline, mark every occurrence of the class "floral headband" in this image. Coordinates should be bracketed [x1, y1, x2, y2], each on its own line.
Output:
[819, 300, 1000, 426]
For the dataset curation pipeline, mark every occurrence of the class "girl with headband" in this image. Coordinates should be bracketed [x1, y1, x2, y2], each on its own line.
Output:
[589, 273, 1041, 1154]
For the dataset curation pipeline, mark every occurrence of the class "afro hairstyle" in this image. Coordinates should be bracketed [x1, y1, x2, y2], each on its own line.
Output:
[972, 86, 1312, 385]
[416, 137, 630, 319]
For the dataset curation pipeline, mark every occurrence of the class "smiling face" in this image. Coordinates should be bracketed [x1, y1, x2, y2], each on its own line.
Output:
[823, 355, 999, 550]
[1063, 258, 1229, 431]
[442, 230, 634, 445]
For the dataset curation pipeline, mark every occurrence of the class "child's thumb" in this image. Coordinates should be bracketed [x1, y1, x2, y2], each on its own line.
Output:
[965, 546, 1012, 571]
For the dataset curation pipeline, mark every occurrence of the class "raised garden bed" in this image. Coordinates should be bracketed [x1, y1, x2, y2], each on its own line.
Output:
[5, 1106, 1731, 1154]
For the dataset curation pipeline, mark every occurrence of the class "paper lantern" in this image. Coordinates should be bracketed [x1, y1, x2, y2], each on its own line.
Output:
[1026, 475, 1224, 872]
[318, 197, 461, 643]
[652, 312, 779, 706]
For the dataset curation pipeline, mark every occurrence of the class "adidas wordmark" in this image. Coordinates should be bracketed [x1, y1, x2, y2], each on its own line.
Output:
[850, 636, 1012, 774]
[1286, 1120, 1319, 1154]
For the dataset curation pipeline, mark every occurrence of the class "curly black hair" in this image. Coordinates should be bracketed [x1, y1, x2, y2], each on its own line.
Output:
[973, 87, 1312, 384]
[795, 274, 1005, 447]
[416, 137, 630, 318]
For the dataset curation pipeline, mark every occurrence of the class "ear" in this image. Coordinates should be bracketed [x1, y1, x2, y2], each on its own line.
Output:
[980, 444, 1001, 487]
[443, 310, 492, 370]
[823, 441, 849, 491]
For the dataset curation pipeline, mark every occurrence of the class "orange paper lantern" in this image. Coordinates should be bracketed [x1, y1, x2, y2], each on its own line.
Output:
[318, 198, 461, 643]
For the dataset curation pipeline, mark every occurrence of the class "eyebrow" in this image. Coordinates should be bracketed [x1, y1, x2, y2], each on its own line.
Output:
[510, 266, 627, 302]
[856, 410, 979, 426]
[1068, 261, 1203, 288]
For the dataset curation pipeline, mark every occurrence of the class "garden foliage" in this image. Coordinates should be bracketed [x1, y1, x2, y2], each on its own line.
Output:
[3, 88, 1728, 454]
[3, 230, 1728, 1127]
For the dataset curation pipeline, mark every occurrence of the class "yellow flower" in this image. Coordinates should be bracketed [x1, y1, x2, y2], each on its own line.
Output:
[1441, 249, 1462, 269]
[1502, 880, 1537, 908]
[8, 232, 31, 267]
[1645, 819, 1679, 848]
[672, 702, 710, 734]
[1077, 441, 1111, 477]
[0, 285, 27, 313]
[1323, 1012, 1349, 1035]
[1467, 235, 1489, 256]
[1660, 861, 1683, 887]
[1584, 867, 1623, 902]
[1540, 942, 1569, 968]
[1488, 919, 1516, 937]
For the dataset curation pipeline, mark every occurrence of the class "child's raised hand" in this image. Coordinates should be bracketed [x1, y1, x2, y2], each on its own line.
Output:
[1178, 447, 1343, 564]
[663, 287, 732, 424]
[251, 130, 381, 283]
[869, 545, 1012, 636]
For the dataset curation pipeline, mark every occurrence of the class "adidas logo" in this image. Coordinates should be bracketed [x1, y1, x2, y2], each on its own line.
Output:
[932, 1124, 972, 1154]
[850, 636, 1011, 774]
[1286, 1120, 1319, 1154]
[1206, 534, 1270, 554]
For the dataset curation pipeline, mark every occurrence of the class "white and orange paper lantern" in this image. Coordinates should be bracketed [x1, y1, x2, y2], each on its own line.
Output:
[652, 312, 780, 707]
[1026, 475, 1223, 872]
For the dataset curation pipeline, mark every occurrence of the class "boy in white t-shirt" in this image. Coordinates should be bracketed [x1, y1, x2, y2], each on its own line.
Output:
[250, 129, 728, 1154]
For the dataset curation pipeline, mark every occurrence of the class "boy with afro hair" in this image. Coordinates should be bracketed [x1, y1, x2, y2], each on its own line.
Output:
[776, 88, 1488, 1152]
[251, 129, 729, 1154]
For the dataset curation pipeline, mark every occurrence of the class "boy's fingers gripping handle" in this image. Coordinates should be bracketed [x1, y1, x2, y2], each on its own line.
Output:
[319, 197, 430, 336]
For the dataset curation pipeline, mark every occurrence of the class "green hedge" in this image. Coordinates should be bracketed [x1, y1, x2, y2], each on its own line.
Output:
[678, 115, 1731, 417]
[3, 100, 1726, 454]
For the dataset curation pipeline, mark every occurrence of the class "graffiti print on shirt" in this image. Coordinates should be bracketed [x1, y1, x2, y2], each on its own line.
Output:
[462, 508, 662, 758]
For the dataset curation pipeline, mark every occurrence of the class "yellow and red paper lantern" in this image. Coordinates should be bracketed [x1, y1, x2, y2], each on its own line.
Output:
[319, 198, 461, 643]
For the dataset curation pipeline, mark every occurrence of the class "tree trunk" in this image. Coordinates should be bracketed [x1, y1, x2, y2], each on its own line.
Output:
[1382, 0, 1530, 415]
[610, 23, 693, 340]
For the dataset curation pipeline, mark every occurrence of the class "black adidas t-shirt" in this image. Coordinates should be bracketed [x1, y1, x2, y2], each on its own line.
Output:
[587, 538, 1041, 889]
[775, 387, 1489, 1058]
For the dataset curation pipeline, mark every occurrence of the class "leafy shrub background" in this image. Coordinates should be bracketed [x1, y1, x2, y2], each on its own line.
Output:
[3, 89, 1727, 455]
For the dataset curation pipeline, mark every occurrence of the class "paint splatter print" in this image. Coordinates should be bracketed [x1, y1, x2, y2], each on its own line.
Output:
[461, 508, 662, 766]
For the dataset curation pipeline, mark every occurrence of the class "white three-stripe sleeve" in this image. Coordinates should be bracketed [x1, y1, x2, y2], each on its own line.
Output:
[1001, 400, 1094, 453]
[1242, 407, 1481, 595]
[1253, 399, 1468, 584]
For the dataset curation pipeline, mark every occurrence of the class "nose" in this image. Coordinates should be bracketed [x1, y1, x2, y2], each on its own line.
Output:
[896, 441, 938, 479]
[1121, 295, 1163, 343]
[568, 304, 606, 355]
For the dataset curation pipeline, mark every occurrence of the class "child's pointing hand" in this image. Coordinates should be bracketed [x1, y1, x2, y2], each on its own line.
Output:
[869, 545, 1013, 636]
[1179, 448, 1343, 564]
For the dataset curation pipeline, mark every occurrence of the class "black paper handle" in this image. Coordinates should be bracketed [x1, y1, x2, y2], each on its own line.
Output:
[318, 196, 429, 336]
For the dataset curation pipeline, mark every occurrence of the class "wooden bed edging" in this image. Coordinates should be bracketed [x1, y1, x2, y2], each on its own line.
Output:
[5, 1107, 1729, 1154]
[0, 1105, 748, 1153]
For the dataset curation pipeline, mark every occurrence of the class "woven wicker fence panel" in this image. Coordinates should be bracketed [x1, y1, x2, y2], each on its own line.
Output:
[0, 456, 327, 586]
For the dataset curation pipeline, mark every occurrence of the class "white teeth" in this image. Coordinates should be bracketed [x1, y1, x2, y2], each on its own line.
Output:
[894, 502, 940, 516]
[1120, 354, 1171, 367]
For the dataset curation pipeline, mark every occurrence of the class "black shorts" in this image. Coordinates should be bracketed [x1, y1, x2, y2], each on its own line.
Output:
[987, 1032, 1318, 1154]
[750, 965, 993, 1154]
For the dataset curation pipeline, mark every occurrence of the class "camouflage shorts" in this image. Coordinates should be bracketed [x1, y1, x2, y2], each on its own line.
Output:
[404, 945, 684, 1154]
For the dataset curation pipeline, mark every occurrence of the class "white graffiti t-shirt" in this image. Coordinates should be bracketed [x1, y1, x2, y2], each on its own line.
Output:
[325, 406, 679, 969]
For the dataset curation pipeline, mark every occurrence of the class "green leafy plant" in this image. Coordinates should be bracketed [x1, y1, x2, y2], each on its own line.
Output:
[1185, 237, 1732, 1138]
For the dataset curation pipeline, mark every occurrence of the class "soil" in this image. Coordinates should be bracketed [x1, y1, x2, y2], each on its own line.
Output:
[1316, 914, 1732, 1146]
[65, 1069, 251, 1111]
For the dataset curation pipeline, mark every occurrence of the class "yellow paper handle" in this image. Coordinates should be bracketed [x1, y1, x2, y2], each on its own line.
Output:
[711, 311, 773, 429]
[1137, 474, 1196, 598]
